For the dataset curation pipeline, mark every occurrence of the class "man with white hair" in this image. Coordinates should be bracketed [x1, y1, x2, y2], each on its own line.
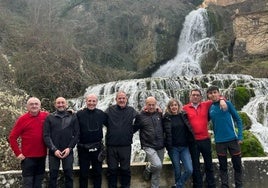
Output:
[9, 97, 49, 188]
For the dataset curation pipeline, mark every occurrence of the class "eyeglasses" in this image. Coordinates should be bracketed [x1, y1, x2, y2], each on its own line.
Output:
[191, 94, 201, 97]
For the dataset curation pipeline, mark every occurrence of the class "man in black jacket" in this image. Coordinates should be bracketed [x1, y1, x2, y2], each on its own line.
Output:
[105, 91, 138, 188]
[134, 96, 167, 188]
[43, 97, 79, 188]
[76, 94, 107, 188]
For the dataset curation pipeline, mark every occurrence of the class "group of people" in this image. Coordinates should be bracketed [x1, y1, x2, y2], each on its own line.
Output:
[8, 85, 243, 188]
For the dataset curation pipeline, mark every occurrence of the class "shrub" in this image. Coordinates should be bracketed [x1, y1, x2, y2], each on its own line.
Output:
[211, 130, 265, 158]
[238, 111, 252, 130]
[241, 130, 266, 157]
[233, 87, 255, 110]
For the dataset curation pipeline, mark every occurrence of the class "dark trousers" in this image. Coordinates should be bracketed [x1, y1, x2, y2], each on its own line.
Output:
[107, 145, 131, 188]
[48, 154, 74, 188]
[78, 146, 103, 188]
[216, 140, 242, 188]
[21, 157, 46, 188]
[189, 139, 215, 188]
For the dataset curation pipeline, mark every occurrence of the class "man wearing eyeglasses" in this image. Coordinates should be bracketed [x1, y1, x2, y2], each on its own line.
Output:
[183, 89, 226, 188]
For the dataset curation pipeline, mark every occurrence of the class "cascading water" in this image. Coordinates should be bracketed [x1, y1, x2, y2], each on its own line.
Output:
[71, 74, 268, 164]
[152, 8, 217, 77]
[242, 95, 268, 151]
[71, 8, 268, 164]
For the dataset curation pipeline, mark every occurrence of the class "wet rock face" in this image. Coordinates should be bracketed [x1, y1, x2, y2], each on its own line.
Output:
[59, 0, 195, 75]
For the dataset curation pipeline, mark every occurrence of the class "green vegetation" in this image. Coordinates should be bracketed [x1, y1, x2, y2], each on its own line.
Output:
[0, 90, 28, 171]
[192, 0, 204, 6]
[238, 111, 252, 130]
[233, 87, 255, 110]
[207, 9, 223, 33]
[241, 130, 266, 157]
[211, 130, 265, 158]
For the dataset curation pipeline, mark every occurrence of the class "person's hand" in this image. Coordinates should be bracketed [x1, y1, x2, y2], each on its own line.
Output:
[219, 99, 227, 111]
[61, 148, 70, 158]
[17, 153, 25, 161]
[238, 140, 243, 144]
[156, 105, 162, 113]
[54, 150, 63, 158]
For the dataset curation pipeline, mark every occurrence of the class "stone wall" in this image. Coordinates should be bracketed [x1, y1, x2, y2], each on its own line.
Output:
[1, 157, 268, 188]
[204, 0, 245, 6]
[233, 10, 268, 58]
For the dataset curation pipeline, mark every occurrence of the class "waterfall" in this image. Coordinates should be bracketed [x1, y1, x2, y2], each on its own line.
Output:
[242, 96, 268, 151]
[70, 74, 268, 164]
[69, 9, 268, 164]
[152, 8, 217, 77]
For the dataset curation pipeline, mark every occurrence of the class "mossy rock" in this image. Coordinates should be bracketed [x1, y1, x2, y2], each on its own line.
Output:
[233, 86, 255, 110]
[241, 130, 266, 157]
[211, 130, 265, 158]
[238, 111, 252, 130]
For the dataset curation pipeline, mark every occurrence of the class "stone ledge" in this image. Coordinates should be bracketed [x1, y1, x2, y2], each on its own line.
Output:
[1, 157, 268, 188]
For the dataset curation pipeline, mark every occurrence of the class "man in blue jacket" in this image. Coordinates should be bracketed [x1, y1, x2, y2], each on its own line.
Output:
[207, 86, 243, 188]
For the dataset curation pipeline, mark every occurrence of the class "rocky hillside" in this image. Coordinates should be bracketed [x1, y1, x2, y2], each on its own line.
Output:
[0, 0, 195, 102]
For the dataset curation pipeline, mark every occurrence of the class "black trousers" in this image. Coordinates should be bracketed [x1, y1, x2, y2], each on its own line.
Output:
[48, 154, 74, 188]
[189, 139, 216, 188]
[107, 145, 131, 188]
[21, 157, 46, 188]
[216, 140, 242, 188]
[78, 146, 103, 188]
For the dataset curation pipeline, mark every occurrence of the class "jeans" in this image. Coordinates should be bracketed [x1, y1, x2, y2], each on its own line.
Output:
[21, 157, 46, 188]
[189, 139, 215, 188]
[48, 154, 74, 188]
[78, 146, 102, 188]
[168, 146, 193, 188]
[107, 145, 131, 188]
[143, 147, 164, 188]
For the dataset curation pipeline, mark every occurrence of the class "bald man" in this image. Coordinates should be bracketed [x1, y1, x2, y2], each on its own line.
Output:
[43, 97, 79, 188]
[134, 96, 167, 188]
[76, 94, 107, 188]
[9, 97, 49, 188]
[105, 91, 138, 188]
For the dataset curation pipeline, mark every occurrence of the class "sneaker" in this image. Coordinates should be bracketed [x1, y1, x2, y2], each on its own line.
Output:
[143, 168, 151, 181]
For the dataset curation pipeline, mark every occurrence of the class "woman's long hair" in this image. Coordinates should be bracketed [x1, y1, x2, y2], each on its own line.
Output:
[165, 98, 182, 115]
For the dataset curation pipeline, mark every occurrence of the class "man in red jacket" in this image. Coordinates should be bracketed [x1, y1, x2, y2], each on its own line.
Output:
[183, 89, 226, 188]
[9, 97, 49, 188]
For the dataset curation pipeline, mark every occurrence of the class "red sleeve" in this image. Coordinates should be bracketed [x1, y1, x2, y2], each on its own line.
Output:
[9, 116, 24, 156]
